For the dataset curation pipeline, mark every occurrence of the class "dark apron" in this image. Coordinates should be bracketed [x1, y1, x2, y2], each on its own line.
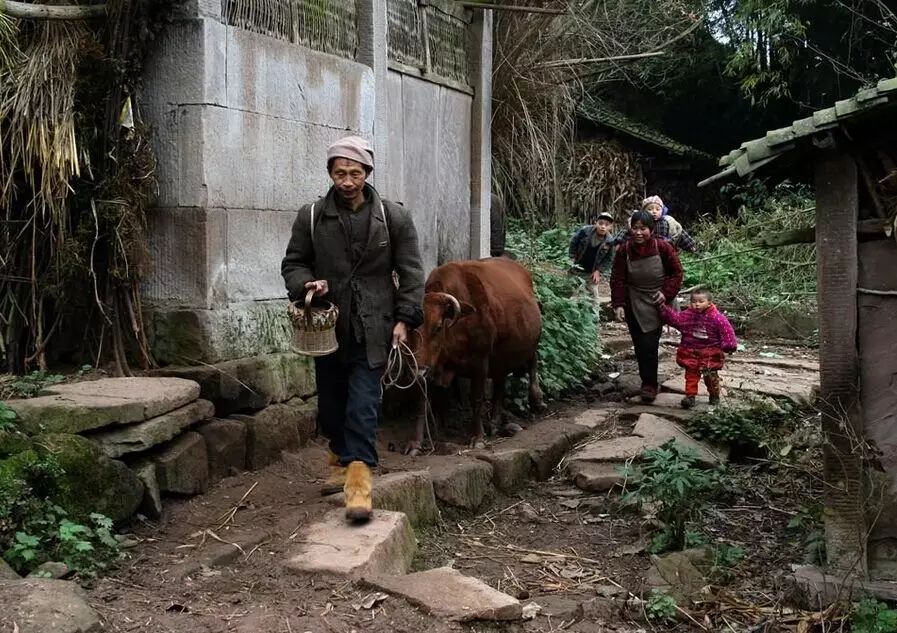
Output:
[626, 252, 664, 333]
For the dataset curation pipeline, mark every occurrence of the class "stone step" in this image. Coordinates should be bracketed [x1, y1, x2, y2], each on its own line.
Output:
[87, 399, 215, 458]
[365, 567, 522, 622]
[9, 377, 200, 434]
[571, 408, 618, 430]
[568, 461, 624, 492]
[325, 470, 440, 527]
[628, 392, 712, 412]
[285, 509, 416, 578]
[660, 361, 818, 404]
[567, 413, 723, 473]
[0, 578, 100, 633]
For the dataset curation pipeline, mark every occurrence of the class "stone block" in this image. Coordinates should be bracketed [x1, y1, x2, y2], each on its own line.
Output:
[326, 470, 439, 527]
[528, 425, 590, 480]
[144, 207, 227, 310]
[27, 562, 70, 580]
[293, 396, 318, 444]
[285, 509, 416, 577]
[430, 459, 494, 510]
[88, 399, 214, 458]
[225, 28, 375, 131]
[232, 403, 302, 470]
[141, 18, 226, 110]
[0, 559, 19, 580]
[153, 352, 315, 414]
[436, 88, 472, 263]
[365, 567, 522, 622]
[10, 377, 200, 435]
[196, 418, 247, 481]
[225, 209, 298, 301]
[568, 436, 652, 463]
[475, 449, 534, 492]
[30, 434, 144, 522]
[568, 461, 624, 492]
[0, 579, 100, 633]
[573, 408, 618, 430]
[154, 431, 209, 495]
[631, 413, 724, 466]
[132, 460, 163, 519]
[148, 303, 299, 365]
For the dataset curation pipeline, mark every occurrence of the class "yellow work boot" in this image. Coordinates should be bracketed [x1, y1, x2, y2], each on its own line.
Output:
[344, 461, 373, 523]
[320, 451, 346, 496]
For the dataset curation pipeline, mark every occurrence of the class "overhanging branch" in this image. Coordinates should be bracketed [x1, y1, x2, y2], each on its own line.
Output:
[0, 0, 105, 20]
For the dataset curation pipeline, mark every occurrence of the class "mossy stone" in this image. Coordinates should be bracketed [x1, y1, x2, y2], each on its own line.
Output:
[0, 430, 32, 459]
[33, 434, 143, 522]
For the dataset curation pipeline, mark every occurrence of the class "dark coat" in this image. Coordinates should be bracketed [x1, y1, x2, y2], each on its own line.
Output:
[281, 185, 425, 368]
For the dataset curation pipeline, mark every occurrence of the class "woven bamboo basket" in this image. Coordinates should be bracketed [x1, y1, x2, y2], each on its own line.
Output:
[288, 289, 339, 357]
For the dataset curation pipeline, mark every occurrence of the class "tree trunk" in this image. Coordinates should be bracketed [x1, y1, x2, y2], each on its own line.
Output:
[815, 150, 867, 576]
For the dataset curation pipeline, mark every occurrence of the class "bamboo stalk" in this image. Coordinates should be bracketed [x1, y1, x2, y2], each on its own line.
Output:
[458, 2, 566, 14]
[1, 0, 105, 20]
[536, 51, 666, 68]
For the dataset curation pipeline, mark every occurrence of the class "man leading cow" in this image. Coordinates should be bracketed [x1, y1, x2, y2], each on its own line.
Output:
[281, 136, 425, 524]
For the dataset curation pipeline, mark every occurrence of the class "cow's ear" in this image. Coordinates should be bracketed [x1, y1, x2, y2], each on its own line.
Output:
[459, 302, 476, 317]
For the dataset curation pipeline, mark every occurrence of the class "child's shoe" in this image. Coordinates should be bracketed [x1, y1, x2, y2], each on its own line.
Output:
[680, 396, 696, 409]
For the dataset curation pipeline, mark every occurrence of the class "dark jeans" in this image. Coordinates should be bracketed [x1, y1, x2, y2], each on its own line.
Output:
[314, 338, 383, 467]
[625, 309, 662, 389]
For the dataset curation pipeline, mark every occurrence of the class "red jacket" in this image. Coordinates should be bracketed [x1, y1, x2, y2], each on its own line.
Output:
[610, 238, 683, 308]
[660, 304, 738, 352]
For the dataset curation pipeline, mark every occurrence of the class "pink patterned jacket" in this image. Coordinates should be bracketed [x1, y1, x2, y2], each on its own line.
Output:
[659, 304, 738, 353]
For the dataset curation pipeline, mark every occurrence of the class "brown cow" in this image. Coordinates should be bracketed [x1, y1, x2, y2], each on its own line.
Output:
[411, 257, 545, 450]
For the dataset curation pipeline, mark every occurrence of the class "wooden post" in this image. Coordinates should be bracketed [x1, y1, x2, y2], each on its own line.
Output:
[815, 149, 867, 577]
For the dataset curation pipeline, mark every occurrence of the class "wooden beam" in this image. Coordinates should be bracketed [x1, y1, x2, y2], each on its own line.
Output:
[755, 218, 890, 247]
[458, 2, 567, 14]
[1, 0, 106, 19]
[815, 150, 867, 576]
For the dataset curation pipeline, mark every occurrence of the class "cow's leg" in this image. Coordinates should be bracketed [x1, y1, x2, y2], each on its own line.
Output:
[405, 386, 427, 457]
[492, 373, 524, 437]
[528, 354, 546, 413]
[469, 366, 489, 449]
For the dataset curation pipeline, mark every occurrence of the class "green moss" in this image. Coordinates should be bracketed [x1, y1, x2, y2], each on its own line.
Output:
[0, 430, 32, 459]
[32, 434, 143, 522]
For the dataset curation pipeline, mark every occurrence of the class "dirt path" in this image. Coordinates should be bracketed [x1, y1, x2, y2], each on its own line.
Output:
[86, 334, 821, 632]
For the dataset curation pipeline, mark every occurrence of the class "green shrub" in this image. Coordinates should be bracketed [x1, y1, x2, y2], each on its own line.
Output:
[0, 402, 16, 431]
[683, 180, 815, 316]
[0, 450, 120, 576]
[686, 401, 788, 446]
[851, 598, 897, 633]
[788, 503, 826, 565]
[506, 224, 600, 405]
[0, 371, 65, 399]
[645, 589, 678, 623]
[709, 544, 745, 583]
[621, 441, 724, 552]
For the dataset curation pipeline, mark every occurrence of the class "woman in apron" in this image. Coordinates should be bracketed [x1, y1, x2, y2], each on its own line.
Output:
[609, 210, 684, 402]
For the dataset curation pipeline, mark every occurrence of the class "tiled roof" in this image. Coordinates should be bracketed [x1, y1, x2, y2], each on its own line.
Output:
[699, 76, 897, 187]
[577, 99, 715, 160]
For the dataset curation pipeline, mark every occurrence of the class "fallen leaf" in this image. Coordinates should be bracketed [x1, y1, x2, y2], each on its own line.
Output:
[353, 592, 389, 611]
[522, 602, 542, 620]
[520, 554, 543, 564]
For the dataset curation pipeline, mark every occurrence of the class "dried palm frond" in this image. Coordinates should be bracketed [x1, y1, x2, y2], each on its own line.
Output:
[561, 141, 643, 223]
[0, 19, 89, 228]
[0, 12, 22, 79]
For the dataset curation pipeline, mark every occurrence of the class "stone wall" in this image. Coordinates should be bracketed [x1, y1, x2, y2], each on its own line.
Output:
[140, 2, 492, 365]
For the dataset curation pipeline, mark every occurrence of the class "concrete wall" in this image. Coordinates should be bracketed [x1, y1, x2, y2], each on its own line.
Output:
[384, 72, 472, 272]
[140, 4, 492, 364]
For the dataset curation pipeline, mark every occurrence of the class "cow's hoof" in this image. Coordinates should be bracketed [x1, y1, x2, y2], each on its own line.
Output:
[530, 399, 547, 413]
[500, 422, 523, 436]
[404, 443, 422, 457]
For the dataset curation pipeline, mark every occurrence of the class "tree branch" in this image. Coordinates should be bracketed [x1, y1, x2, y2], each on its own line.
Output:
[0, 0, 105, 19]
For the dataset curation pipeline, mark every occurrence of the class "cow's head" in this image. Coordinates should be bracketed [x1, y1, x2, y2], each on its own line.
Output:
[414, 292, 476, 386]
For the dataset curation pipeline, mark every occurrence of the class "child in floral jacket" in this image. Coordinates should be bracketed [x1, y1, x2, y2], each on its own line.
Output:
[659, 289, 737, 408]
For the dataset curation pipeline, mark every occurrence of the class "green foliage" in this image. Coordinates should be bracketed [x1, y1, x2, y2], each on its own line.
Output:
[709, 544, 745, 583]
[506, 224, 600, 405]
[0, 402, 16, 432]
[621, 441, 724, 552]
[788, 503, 826, 565]
[851, 598, 897, 633]
[0, 371, 65, 399]
[686, 401, 789, 446]
[645, 589, 678, 623]
[0, 450, 119, 576]
[682, 180, 815, 317]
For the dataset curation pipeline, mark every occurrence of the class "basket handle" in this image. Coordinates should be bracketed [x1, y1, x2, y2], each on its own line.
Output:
[303, 289, 316, 329]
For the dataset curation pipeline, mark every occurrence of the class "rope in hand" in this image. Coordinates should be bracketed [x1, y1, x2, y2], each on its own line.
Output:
[382, 334, 435, 454]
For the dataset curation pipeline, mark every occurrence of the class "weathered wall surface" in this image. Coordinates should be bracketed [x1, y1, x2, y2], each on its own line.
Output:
[384, 72, 472, 272]
[858, 239, 897, 578]
[140, 3, 491, 364]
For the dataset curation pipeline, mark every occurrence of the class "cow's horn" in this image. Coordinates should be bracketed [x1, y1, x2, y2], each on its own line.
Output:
[444, 293, 462, 327]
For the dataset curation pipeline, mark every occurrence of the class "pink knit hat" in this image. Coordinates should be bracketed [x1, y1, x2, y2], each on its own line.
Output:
[327, 135, 374, 170]
[642, 195, 664, 209]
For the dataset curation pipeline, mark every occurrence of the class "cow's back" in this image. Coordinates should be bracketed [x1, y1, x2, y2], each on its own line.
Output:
[425, 258, 541, 374]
